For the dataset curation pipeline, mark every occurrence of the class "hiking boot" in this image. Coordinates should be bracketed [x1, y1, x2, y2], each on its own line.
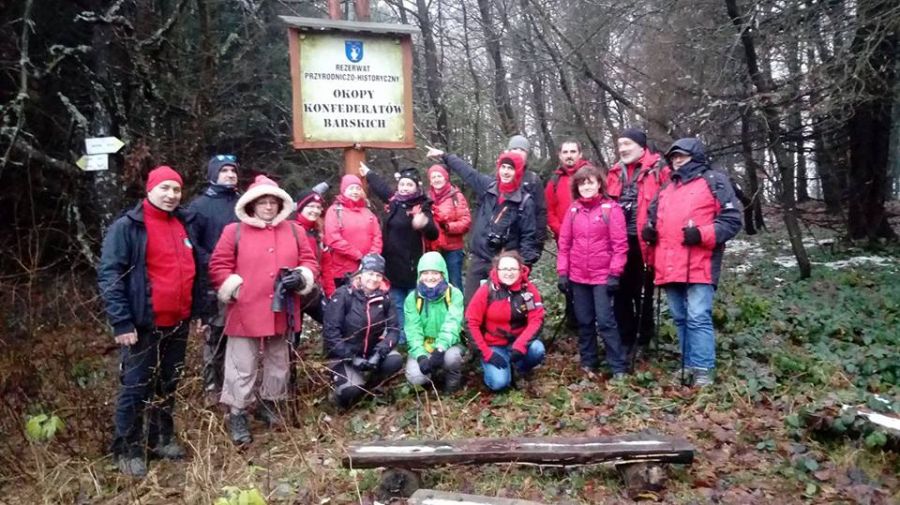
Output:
[228, 411, 253, 445]
[671, 367, 694, 386]
[693, 368, 714, 388]
[441, 372, 463, 394]
[611, 372, 629, 383]
[150, 437, 186, 460]
[254, 400, 284, 428]
[116, 455, 147, 477]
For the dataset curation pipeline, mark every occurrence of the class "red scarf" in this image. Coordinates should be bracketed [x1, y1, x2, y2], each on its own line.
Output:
[429, 184, 453, 204]
[336, 194, 365, 209]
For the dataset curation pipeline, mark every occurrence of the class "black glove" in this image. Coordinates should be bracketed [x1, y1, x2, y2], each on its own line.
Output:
[428, 349, 445, 371]
[641, 225, 658, 246]
[367, 352, 382, 370]
[509, 349, 525, 363]
[281, 269, 306, 291]
[351, 356, 372, 371]
[607, 275, 620, 293]
[417, 355, 432, 375]
[682, 226, 702, 246]
[557, 275, 570, 293]
[487, 353, 508, 369]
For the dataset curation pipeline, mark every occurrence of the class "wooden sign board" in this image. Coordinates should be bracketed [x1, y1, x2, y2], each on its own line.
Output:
[281, 16, 417, 150]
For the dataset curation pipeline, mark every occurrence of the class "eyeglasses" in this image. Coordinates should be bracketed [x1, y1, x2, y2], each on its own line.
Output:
[497, 267, 520, 273]
[216, 154, 237, 162]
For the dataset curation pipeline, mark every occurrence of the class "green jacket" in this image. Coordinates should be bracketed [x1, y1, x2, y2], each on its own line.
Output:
[404, 252, 464, 359]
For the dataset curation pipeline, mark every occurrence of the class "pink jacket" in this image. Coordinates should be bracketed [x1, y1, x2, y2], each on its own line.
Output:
[209, 175, 319, 338]
[556, 198, 628, 285]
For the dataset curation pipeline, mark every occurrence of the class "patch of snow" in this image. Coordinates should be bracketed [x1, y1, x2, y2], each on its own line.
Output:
[771, 255, 896, 270]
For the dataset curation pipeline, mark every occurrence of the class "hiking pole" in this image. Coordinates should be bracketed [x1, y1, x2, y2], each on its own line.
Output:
[681, 220, 694, 387]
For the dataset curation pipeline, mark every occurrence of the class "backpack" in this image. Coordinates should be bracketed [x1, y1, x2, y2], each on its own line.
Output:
[233, 221, 303, 256]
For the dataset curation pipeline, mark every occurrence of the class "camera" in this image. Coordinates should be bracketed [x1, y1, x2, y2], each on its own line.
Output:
[486, 232, 505, 251]
[271, 268, 292, 313]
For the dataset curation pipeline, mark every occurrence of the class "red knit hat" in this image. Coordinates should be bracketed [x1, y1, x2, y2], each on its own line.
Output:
[146, 165, 183, 192]
[427, 164, 449, 181]
[340, 174, 364, 195]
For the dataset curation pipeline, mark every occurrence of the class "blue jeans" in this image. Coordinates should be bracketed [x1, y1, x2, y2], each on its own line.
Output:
[664, 283, 716, 370]
[389, 287, 414, 345]
[113, 323, 188, 456]
[482, 340, 545, 391]
[570, 282, 627, 373]
[442, 249, 465, 291]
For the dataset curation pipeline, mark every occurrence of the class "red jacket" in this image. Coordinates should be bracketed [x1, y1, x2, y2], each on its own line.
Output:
[556, 197, 628, 285]
[545, 159, 594, 239]
[427, 184, 472, 252]
[648, 139, 743, 286]
[209, 221, 318, 338]
[323, 196, 382, 283]
[465, 267, 544, 360]
[296, 214, 336, 296]
[606, 150, 670, 265]
[143, 200, 196, 327]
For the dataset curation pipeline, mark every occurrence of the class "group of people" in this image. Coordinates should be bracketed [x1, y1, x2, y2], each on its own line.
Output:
[97, 130, 743, 476]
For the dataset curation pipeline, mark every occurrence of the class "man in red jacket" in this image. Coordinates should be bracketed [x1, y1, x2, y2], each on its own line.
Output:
[545, 140, 596, 329]
[642, 138, 743, 387]
[606, 128, 670, 359]
[98, 166, 207, 477]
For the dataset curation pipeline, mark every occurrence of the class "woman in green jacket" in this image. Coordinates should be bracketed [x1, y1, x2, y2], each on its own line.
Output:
[404, 252, 466, 393]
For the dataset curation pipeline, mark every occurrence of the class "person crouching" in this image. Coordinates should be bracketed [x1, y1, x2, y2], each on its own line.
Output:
[465, 251, 546, 392]
[323, 254, 403, 409]
[404, 252, 466, 393]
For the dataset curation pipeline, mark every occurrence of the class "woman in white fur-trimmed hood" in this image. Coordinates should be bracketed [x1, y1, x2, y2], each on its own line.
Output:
[209, 174, 318, 445]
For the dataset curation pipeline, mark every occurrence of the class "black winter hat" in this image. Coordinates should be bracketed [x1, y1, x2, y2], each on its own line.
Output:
[357, 253, 386, 275]
[619, 128, 648, 148]
[395, 167, 421, 186]
[295, 182, 329, 212]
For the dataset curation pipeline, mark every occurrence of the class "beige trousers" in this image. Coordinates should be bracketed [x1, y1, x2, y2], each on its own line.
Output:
[220, 336, 290, 409]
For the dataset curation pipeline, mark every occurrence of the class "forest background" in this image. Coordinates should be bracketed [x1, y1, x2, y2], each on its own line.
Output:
[0, 0, 898, 503]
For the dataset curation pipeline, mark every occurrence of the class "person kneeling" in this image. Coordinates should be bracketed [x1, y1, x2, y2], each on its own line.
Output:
[323, 254, 403, 409]
[404, 252, 466, 393]
[465, 251, 545, 392]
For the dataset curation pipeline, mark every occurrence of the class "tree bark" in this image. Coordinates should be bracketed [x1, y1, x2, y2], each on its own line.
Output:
[786, 39, 809, 203]
[846, 0, 897, 241]
[726, 0, 811, 278]
[414, 0, 449, 147]
[741, 106, 765, 234]
[475, 0, 517, 136]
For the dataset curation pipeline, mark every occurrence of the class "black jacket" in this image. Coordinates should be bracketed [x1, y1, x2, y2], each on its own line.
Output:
[365, 171, 439, 289]
[187, 184, 239, 268]
[323, 283, 400, 360]
[97, 202, 207, 335]
[522, 169, 547, 249]
[443, 154, 540, 265]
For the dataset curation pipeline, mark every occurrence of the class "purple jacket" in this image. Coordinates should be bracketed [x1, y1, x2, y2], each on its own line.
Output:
[556, 198, 628, 285]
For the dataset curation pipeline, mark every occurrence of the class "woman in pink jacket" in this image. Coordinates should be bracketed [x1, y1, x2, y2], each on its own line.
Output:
[323, 175, 382, 293]
[209, 175, 318, 445]
[556, 166, 629, 378]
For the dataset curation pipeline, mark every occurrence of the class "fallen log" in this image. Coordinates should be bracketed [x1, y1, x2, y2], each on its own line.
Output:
[343, 434, 694, 469]
[408, 489, 547, 505]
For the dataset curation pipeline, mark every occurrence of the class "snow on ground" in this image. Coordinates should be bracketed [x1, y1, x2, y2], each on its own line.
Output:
[771, 255, 896, 270]
[726, 237, 897, 273]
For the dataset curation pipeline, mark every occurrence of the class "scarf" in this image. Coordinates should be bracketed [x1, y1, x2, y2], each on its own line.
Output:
[417, 280, 448, 302]
[336, 194, 366, 209]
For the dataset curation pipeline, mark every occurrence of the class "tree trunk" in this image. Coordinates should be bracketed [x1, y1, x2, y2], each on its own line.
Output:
[460, 1, 481, 166]
[414, 0, 449, 147]
[726, 0, 810, 278]
[786, 39, 809, 203]
[517, 0, 553, 158]
[741, 106, 765, 234]
[475, 0, 517, 136]
[846, 0, 897, 241]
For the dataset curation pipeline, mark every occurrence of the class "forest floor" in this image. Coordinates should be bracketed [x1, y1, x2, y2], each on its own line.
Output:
[1, 205, 899, 504]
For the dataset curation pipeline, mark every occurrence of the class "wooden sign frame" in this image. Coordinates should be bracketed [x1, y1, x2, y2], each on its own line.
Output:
[282, 16, 417, 150]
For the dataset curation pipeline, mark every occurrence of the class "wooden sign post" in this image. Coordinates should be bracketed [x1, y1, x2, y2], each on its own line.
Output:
[281, 3, 417, 177]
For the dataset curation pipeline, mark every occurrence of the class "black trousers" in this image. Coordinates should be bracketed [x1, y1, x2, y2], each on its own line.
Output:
[112, 322, 188, 457]
[613, 235, 656, 352]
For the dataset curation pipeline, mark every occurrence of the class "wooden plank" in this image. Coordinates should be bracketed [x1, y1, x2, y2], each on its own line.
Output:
[409, 489, 548, 505]
[279, 15, 419, 35]
[342, 434, 694, 469]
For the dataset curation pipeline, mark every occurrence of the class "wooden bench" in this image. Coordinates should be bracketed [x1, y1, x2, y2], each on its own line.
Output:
[342, 433, 694, 499]
[409, 489, 548, 505]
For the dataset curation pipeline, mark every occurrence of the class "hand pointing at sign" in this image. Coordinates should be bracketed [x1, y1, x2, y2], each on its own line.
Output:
[358, 162, 371, 177]
[425, 146, 445, 159]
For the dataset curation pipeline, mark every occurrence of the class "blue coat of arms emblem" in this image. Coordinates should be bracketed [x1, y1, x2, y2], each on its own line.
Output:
[345, 40, 364, 63]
